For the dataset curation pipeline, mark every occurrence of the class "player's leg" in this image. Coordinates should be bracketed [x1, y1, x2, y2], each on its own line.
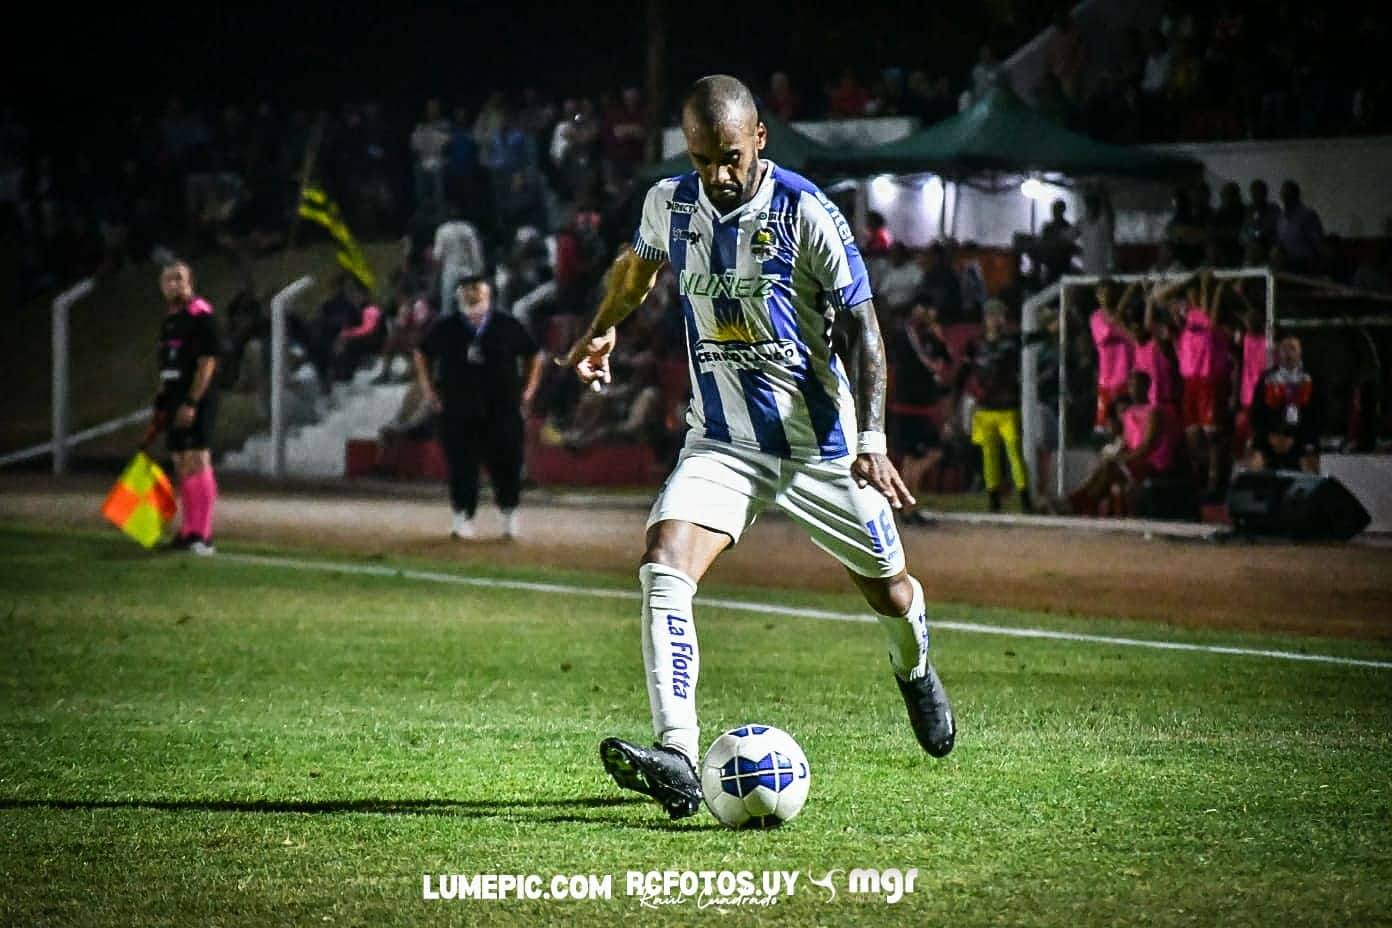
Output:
[600, 437, 771, 818]
[999, 409, 1032, 512]
[973, 409, 1005, 511]
[777, 461, 955, 757]
[437, 415, 480, 538]
[484, 416, 524, 539]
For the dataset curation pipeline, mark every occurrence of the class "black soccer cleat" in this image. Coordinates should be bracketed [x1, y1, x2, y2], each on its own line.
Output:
[896, 663, 956, 757]
[599, 737, 702, 819]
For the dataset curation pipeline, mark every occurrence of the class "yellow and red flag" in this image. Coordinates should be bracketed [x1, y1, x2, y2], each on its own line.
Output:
[101, 452, 178, 548]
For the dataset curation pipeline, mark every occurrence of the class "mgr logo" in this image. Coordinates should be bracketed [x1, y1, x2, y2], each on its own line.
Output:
[693, 337, 800, 372]
[679, 271, 780, 300]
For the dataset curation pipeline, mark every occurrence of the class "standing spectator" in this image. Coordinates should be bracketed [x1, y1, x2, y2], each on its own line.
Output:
[906, 70, 957, 124]
[601, 88, 647, 188]
[1228, 281, 1268, 458]
[1075, 185, 1115, 275]
[1089, 278, 1139, 436]
[1038, 198, 1079, 284]
[1167, 270, 1235, 499]
[957, 299, 1031, 513]
[1240, 179, 1281, 265]
[765, 72, 801, 121]
[891, 300, 953, 520]
[414, 275, 544, 541]
[920, 241, 963, 321]
[1273, 180, 1328, 274]
[1140, 30, 1173, 123]
[862, 210, 893, 257]
[410, 99, 451, 218]
[828, 67, 871, 117]
[140, 261, 221, 555]
[1044, 11, 1087, 102]
[1162, 187, 1206, 269]
[443, 105, 480, 220]
[970, 43, 1005, 104]
[877, 242, 925, 318]
[431, 206, 485, 316]
[1249, 335, 1321, 473]
[1207, 181, 1245, 267]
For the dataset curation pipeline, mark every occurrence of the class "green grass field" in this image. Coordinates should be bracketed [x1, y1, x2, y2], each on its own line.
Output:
[2, 522, 1390, 927]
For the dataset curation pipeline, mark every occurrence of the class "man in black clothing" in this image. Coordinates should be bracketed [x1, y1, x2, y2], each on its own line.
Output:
[1248, 335, 1321, 473]
[140, 260, 222, 554]
[956, 299, 1032, 513]
[414, 274, 543, 540]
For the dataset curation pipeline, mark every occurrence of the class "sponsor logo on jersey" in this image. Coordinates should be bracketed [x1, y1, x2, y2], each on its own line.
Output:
[666, 200, 697, 214]
[815, 191, 856, 246]
[693, 337, 800, 372]
[678, 271, 780, 300]
[672, 228, 703, 245]
[750, 227, 777, 261]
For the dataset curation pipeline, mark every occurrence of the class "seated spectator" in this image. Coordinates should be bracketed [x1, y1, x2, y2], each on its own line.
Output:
[862, 210, 893, 258]
[970, 43, 1005, 104]
[1240, 179, 1281, 266]
[1248, 335, 1321, 473]
[1044, 11, 1087, 103]
[331, 279, 385, 383]
[375, 289, 435, 384]
[561, 349, 667, 459]
[1272, 180, 1328, 275]
[1060, 370, 1184, 516]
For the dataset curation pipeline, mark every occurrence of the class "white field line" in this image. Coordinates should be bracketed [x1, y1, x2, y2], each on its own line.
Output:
[220, 553, 1392, 671]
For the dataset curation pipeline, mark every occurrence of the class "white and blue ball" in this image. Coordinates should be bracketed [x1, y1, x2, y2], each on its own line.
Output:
[700, 724, 811, 828]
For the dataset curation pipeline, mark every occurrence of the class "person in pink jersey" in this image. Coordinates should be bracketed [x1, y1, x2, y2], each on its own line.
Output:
[1134, 282, 1182, 410]
[139, 261, 221, 555]
[1088, 278, 1139, 434]
[1060, 370, 1182, 517]
[1226, 280, 1270, 459]
[1167, 269, 1236, 500]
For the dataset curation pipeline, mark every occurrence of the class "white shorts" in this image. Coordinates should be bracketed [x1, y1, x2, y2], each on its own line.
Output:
[647, 434, 907, 579]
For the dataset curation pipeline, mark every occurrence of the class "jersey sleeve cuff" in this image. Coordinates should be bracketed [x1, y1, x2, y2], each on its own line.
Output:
[631, 235, 667, 262]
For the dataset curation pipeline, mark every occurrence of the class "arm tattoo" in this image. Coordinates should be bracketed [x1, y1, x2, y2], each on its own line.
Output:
[843, 299, 886, 435]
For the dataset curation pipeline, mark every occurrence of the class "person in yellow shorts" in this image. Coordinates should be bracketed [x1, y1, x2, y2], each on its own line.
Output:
[957, 299, 1032, 513]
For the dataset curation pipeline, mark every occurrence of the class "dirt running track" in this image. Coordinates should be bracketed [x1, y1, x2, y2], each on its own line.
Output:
[2, 474, 1390, 643]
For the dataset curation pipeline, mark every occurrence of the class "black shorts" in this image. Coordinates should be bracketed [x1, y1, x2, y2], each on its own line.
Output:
[166, 395, 218, 452]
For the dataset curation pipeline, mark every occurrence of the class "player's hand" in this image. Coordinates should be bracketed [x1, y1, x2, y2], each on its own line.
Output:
[852, 453, 916, 510]
[559, 326, 616, 385]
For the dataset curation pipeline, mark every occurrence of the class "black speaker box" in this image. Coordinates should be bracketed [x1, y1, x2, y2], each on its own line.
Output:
[1227, 471, 1371, 540]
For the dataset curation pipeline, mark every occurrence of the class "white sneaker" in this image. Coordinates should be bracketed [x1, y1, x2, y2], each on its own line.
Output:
[189, 539, 217, 556]
[500, 509, 519, 541]
[450, 513, 476, 539]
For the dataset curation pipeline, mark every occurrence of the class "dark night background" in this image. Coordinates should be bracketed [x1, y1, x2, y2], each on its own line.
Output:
[12, 2, 1045, 139]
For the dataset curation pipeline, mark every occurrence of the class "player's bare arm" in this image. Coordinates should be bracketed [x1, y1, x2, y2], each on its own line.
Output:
[842, 298, 915, 510]
[560, 247, 665, 384]
[175, 355, 218, 428]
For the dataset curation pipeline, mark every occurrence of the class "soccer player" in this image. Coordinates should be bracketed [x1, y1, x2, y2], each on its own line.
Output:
[560, 76, 954, 820]
[140, 261, 221, 555]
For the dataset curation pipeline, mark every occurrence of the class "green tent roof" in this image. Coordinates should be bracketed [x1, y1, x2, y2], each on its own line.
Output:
[638, 111, 838, 182]
[810, 86, 1201, 182]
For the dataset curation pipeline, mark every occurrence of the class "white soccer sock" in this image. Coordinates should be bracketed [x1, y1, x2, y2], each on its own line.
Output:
[877, 575, 931, 681]
[638, 562, 700, 766]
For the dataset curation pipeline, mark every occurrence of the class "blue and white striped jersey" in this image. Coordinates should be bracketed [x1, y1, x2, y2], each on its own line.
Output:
[632, 161, 872, 462]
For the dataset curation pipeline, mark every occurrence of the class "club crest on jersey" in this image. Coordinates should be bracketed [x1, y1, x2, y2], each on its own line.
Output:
[750, 227, 777, 261]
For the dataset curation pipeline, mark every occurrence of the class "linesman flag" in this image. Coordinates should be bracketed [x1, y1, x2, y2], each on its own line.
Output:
[297, 186, 376, 291]
[101, 452, 178, 548]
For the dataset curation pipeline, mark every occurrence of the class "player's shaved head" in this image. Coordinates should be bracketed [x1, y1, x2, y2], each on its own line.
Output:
[681, 75, 766, 213]
[682, 75, 758, 133]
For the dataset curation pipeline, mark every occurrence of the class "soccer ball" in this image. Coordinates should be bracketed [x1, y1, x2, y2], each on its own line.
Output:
[700, 724, 811, 828]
